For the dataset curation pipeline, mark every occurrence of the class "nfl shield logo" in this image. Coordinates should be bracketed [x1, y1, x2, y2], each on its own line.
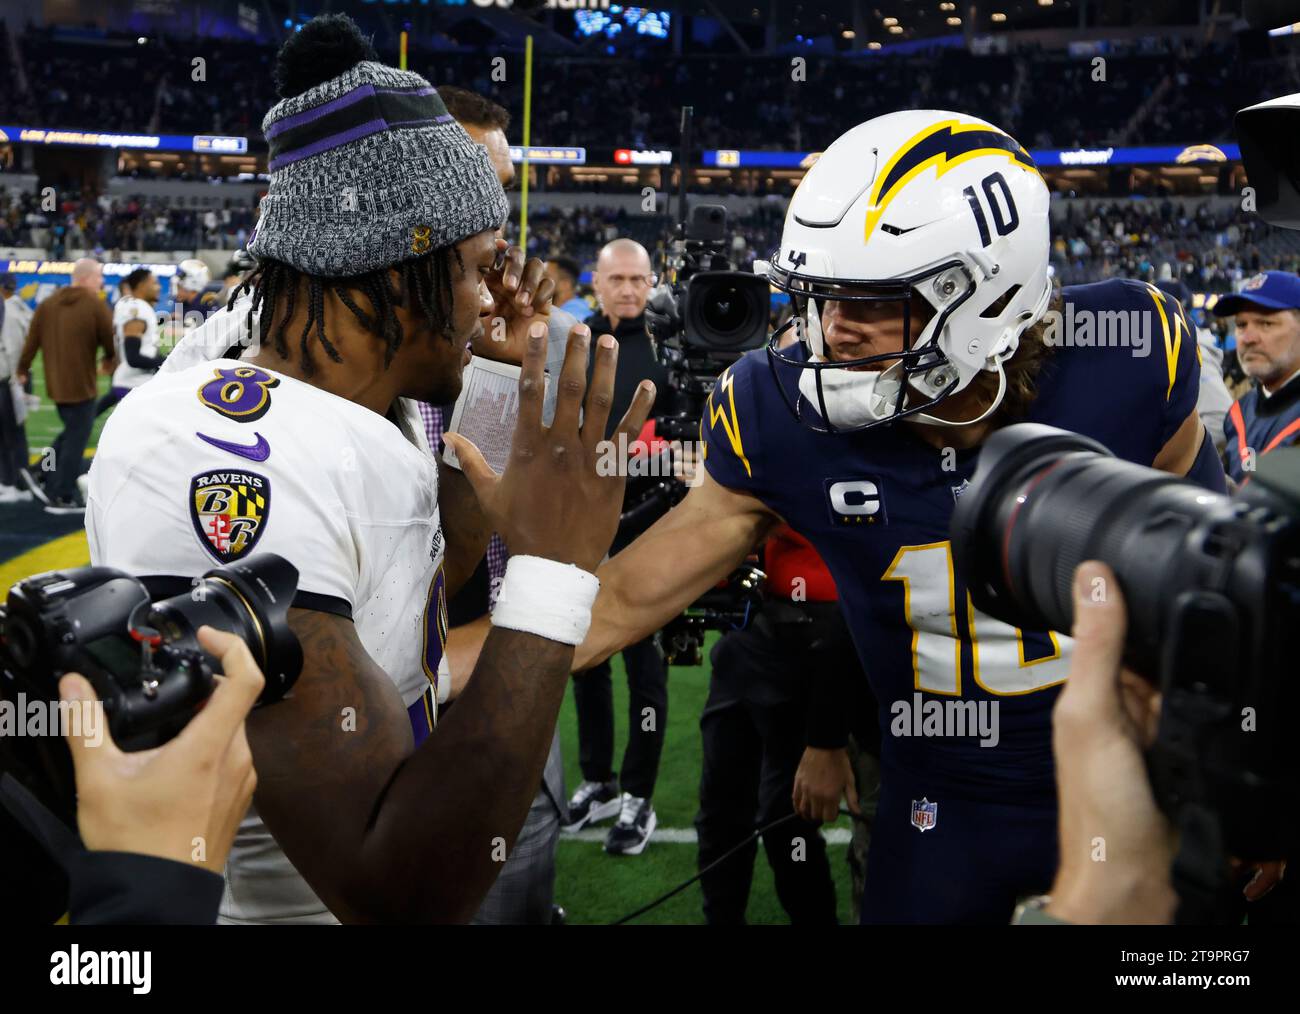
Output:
[190, 469, 270, 564]
[910, 797, 938, 832]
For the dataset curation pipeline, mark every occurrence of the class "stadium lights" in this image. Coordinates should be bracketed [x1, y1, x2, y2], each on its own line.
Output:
[868, 41, 882, 49]
[889, 25, 904, 34]
[946, 16, 960, 25]
[1037, 0, 1053, 6]
[992, 12, 1007, 21]
[137, 37, 147, 45]
[940, 2, 955, 9]
[842, 29, 855, 38]
[883, 16, 898, 26]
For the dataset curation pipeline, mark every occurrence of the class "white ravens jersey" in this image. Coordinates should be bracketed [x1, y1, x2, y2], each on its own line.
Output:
[86, 340, 451, 924]
[110, 296, 162, 391]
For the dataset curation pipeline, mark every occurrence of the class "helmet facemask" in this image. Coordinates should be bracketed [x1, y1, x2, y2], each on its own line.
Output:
[765, 254, 985, 433]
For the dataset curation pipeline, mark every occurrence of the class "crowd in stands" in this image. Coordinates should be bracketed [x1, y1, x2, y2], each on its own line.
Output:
[6, 179, 1300, 303]
[4, 22, 1298, 286]
[0, 191, 257, 254]
[3, 24, 1296, 152]
[1051, 199, 1300, 291]
[507, 200, 786, 272]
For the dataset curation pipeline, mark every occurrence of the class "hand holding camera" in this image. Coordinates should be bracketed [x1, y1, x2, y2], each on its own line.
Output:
[953, 425, 1299, 921]
[1046, 561, 1177, 925]
[62, 625, 263, 874]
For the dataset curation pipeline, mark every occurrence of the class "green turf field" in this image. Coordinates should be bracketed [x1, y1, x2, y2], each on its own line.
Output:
[554, 638, 858, 925]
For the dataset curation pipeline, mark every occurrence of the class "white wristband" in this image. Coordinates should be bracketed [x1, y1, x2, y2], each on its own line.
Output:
[491, 555, 600, 646]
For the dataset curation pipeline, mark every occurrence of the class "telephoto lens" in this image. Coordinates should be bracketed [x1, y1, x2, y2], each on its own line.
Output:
[953, 426, 1300, 860]
[950, 423, 1245, 679]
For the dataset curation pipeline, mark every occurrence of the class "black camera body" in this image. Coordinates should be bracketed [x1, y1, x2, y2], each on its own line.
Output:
[645, 203, 772, 443]
[621, 204, 773, 663]
[952, 425, 1299, 910]
[0, 553, 303, 825]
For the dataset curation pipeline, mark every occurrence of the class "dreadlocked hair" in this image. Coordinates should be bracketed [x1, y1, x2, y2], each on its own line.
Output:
[227, 246, 464, 377]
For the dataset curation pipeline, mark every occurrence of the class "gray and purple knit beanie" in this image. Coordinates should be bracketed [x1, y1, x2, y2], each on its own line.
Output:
[247, 15, 508, 277]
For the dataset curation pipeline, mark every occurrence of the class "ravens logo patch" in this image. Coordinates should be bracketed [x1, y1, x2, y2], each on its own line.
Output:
[190, 468, 270, 563]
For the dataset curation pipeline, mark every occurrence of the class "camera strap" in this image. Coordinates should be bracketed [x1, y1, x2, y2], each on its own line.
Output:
[0, 773, 84, 872]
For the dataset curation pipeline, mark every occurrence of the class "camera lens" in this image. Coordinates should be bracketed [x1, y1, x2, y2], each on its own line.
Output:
[148, 553, 302, 703]
[702, 283, 749, 335]
[687, 272, 770, 353]
[951, 423, 1241, 677]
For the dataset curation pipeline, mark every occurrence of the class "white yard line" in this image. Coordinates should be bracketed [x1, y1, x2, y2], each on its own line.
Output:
[561, 827, 852, 845]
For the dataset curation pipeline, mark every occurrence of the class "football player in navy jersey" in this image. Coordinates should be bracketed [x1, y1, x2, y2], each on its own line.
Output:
[573, 110, 1227, 924]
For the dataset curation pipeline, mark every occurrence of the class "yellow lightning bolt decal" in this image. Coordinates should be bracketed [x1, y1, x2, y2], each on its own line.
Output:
[1145, 283, 1193, 400]
[704, 367, 752, 478]
[863, 119, 1041, 242]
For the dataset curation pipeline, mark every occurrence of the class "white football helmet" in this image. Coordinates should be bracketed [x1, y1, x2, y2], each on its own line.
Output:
[759, 109, 1052, 432]
[176, 258, 211, 294]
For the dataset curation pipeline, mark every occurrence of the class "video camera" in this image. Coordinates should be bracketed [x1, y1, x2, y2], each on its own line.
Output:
[625, 198, 771, 665]
[952, 425, 1299, 917]
[644, 203, 772, 439]
[0, 553, 303, 826]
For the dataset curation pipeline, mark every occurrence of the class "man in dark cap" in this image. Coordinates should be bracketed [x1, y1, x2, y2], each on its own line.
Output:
[1211, 270, 1300, 483]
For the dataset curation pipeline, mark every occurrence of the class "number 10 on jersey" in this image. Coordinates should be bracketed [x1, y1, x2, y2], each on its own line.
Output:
[882, 541, 1070, 697]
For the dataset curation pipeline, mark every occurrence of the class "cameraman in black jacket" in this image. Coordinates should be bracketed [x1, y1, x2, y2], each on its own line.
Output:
[565, 239, 672, 855]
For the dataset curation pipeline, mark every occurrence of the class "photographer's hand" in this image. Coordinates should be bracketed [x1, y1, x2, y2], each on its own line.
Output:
[1045, 561, 1179, 925]
[793, 746, 859, 824]
[61, 626, 264, 874]
[474, 239, 556, 366]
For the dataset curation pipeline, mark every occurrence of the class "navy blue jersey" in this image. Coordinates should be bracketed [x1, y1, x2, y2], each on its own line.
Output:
[1224, 374, 1300, 483]
[701, 278, 1203, 803]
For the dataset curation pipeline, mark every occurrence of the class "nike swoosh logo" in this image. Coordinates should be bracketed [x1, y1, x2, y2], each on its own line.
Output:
[880, 222, 925, 236]
[197, 431, 271, 462]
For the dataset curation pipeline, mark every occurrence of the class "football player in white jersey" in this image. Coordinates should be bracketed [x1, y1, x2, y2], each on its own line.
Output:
[85, 15, 654, 924]
[97, 274, 141, 418]
[109, 268, 164, 398]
